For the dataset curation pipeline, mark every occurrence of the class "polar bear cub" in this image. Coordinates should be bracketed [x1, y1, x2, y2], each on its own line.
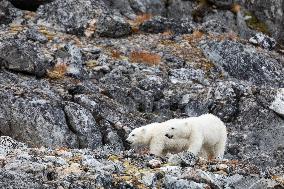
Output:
[126, 122, 189, 156]
[165, 114, 227, 159]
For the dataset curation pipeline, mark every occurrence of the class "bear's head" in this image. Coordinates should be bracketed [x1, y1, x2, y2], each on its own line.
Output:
[126, 123, 160, 146]
[126, 126, 153, 146]
[164, 119, 192, 139]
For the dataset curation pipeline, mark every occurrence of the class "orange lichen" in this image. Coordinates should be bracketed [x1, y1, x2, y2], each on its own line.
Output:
[162, 30, 174, 37]
[47, 61, 68, 79]
[132, 13, 152, 26]
[231, 3, 241, 14]
[185, 30, 204, 43]
[111, 50, 122, 59]
[130, 13, 152, 33]
[129, 51, 161, 65]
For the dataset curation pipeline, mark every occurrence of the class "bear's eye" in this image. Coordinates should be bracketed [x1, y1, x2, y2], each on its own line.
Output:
[171, 127, 174, 130]
[132, 134, 135, 136]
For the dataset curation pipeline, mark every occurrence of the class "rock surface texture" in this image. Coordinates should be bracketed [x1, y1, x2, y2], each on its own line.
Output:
[0, 0, 283, 188]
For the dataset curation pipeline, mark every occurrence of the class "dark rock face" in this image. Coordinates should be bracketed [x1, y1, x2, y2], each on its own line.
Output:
[0, 38, 52, 77]
[200, 40, 284, 87]
[208, 0, 234, 8]
[139, 16, 194, 34]
[64, 102, 103, 149]
[36, 0, 107, 35]
[8, 0, 54, 11]
[249, 32, 276, 50]
[26, 28, 48, 43]
[0, 0, 22, 24]
[0, 72, 78, 148]
[240, 0, 284, 44]
[96, 13, 132, 38]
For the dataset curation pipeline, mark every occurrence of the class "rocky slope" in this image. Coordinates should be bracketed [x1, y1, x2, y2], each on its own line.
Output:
[0, 0, 284, 188]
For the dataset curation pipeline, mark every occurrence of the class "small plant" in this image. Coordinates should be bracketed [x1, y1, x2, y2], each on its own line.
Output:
[47, 60, 68, 79]
[162, 30, 174, 36]
[231, 3, 241, 14]
[129, 13, 152, 33]
[185, 30, 204, 43]
[85, 60, 97, 69]
[244, 12, 270, 34]
[129, 51, 161, 66]
[111, 50, 122, 59]
[132, 13, 152, 26]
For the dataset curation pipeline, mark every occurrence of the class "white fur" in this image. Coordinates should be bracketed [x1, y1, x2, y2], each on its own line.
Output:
[126, 123, 189, 156]
[165, 114, 227, 159]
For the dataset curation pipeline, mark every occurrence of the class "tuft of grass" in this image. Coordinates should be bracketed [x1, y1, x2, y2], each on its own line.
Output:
[231, 3, 241, 14]
[47, 61, 68, 79]
[129, 51, 161, 66]
[85, 60, 97, 69]
[130, 13, 152, 33]
[244, 12, 270, 34]
[111, 50, 122, 59]
[185, 30, 204, 43]
[162, 30, 174, 37]
[132, 13, 152, 26]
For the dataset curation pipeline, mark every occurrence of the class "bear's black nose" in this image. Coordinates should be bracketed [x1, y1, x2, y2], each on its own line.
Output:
[165, 134, 173, 139]
[125, 139, 132, 144]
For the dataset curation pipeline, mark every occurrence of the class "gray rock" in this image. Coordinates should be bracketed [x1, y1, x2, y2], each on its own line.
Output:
[26, 28, 48, 43]
[169, 68, 207, 85]
[240, 0, 284, 44]
[140, 172, 157, 187]
[54, 43, 87, 79]
[0, 38, 52, 77]
[0, 0, 23, 24]
[8, 0, 54, 11]
[163, 0, 195, 20]
[140, 16, 194, 34]
[164, 175, 208, 189]
[96, 13, 132, 38]
[104, 0, 136, 19]
[249, 32, 276, 50]
[202, 10, 237, 34]
[269, 88, 284, 118]
[200, 40, 284, 87]
[0, 136, 27, 155]
[64, 102, 103, 149]
[36, 0, 107, 35]
[226, 176, 279, 189]
[129, 0, 165, 15]
[168, 151, 197, 167]
[208, 0, 234, 8]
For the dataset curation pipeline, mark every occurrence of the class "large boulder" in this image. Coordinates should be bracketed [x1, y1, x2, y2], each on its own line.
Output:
[8, 0, 54, 11]
[200, 40, 284, 87]
[96, 12, 132, 38]
[0, 0, 22, 24]
[0, 38, 53, 77]
[240, 0, 284, 44]
[36, 0, 107, 35]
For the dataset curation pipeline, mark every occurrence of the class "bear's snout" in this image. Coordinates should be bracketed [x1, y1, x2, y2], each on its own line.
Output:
[125, 139, 132, 145]
[165, 133, 173, 139]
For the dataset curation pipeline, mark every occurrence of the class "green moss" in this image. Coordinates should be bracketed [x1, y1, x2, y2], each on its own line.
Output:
[244, 12, 270, 34]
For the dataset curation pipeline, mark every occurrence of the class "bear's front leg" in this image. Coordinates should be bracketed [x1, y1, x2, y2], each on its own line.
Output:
[149, 138, 164, 156]
[187, 132, 203, 156]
